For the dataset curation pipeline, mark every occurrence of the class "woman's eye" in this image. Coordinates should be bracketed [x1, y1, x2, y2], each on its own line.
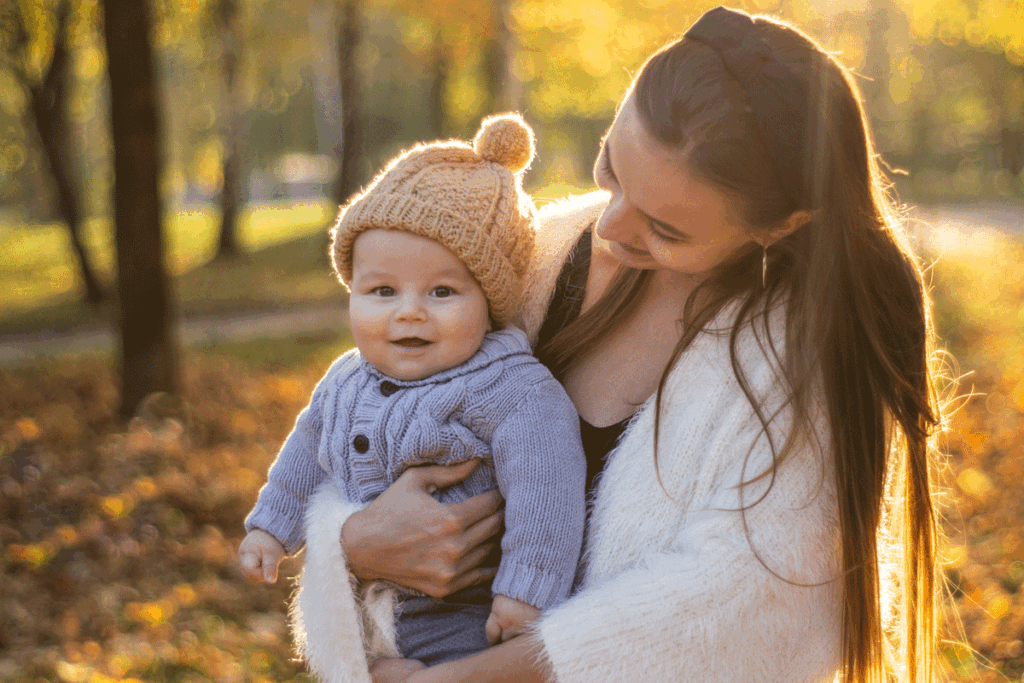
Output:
[595, 151, 616, 187]
[646, 218, 688, 244]
[371, 286, 395, 296]
[432, 286, 453, 298]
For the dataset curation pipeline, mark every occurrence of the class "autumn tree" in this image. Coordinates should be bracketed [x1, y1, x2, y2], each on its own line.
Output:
[483, 0, 518, 114]
[214, 0, 243, 259]
[383, 0, 513, 138]
[335, 0, 364, 205]
[10, 0, 106, 305]
[101, 0, 179, 418]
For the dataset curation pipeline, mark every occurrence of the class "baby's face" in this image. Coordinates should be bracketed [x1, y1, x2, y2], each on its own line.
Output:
[349, 229, 490, 381]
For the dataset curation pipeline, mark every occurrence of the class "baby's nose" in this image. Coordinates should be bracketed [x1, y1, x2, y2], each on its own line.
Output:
[394, 294, 427, 320]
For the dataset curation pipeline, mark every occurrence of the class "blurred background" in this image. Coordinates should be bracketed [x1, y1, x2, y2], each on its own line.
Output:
[0, 0, 1022, 681]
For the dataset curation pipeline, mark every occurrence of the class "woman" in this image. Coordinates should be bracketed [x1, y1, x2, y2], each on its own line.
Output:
[337, 6, 942, 682]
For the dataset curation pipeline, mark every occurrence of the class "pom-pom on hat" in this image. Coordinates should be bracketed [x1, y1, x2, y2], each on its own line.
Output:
[331, 112, 537, 327]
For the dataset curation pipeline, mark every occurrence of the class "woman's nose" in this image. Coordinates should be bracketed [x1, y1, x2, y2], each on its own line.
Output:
[595, 195, 638, 245]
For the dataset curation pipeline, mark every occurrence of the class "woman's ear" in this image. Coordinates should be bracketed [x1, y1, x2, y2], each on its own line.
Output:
[756, 209, 813, 248]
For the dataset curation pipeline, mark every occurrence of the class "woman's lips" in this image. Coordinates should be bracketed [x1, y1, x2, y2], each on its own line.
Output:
[615, 241, 650, 258]
[391, 337, 431, 347]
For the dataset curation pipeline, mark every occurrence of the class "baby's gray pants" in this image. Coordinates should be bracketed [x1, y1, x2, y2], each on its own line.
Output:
[394, 586, 493, 665]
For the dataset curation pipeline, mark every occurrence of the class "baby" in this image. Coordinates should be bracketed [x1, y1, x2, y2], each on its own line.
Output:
[238, 114, 586, 683]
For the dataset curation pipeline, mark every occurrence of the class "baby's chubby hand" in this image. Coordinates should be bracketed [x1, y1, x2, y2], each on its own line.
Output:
[484, 594, 542, 645]
[238, 529, 285, 583]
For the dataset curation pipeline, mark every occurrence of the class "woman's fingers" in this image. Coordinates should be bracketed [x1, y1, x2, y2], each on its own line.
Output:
[454, 541, 499, 576]
[460, 509, 504, 549]
[448, 487, 504, 528]
[447, 566, 500, 595]
[402, 459, 480, 495]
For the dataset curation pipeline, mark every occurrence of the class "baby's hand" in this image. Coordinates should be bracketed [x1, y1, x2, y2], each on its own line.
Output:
[238, 529, 285, 583]
[484, 595, 542, 645]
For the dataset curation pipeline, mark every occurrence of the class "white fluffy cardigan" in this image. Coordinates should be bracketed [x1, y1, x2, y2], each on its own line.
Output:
[293, 192, 844, 683]
[522, 193, 843, 683]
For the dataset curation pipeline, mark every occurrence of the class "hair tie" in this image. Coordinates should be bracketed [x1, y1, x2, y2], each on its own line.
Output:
[684, 6, 809, 206]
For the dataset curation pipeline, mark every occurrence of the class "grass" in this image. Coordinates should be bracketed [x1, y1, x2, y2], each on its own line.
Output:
[0, 201, 343, 335]
[190, 331, 355, 374]
[0, 183, 594, 337]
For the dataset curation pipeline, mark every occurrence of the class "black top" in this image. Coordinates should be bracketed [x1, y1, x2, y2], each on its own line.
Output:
[535, 228, 630, 497]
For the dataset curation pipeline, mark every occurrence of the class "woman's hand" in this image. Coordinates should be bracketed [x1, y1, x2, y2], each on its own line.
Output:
[405, 634, 554, 683]
[341, 459, 504, 597]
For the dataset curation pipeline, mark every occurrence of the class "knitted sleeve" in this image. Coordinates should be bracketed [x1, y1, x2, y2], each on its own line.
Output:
[490, 377, 587, 610]
[535, 321, 842, 682]
[245, 352, 358, 554]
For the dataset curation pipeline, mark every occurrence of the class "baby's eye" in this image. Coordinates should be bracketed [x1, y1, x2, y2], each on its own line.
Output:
[432, 286, 453, 298]
[371, 286, 395, 297]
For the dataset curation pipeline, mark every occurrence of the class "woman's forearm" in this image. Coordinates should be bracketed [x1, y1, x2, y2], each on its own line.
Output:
[408, 634, 554, 683]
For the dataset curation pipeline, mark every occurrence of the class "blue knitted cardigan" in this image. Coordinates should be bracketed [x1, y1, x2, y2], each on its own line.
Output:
[246, 327, 586, 610]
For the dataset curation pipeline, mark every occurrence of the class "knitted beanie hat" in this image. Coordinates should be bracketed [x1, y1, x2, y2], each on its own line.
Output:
[331, 113, 538, 327]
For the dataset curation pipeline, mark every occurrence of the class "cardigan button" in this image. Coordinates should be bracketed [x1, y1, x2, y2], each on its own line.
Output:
[380, 381, 399, 397]
[353, 434, 369, 453]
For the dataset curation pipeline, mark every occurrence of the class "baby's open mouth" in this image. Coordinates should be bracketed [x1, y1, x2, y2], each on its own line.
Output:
[392, 337, 431, 347]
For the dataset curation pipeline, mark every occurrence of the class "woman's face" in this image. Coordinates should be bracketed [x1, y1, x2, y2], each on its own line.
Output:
[593, 95, 758, 275]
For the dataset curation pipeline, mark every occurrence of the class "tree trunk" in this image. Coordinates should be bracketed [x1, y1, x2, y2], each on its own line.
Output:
[28, 2, 105, 305]
[101, 0, 178, 419]
[428, 31, 449, 138]
[307, 0, 342, 160]
[334, 0, 363, 206]
[483, 0, 518, 115]
[215, 0, 242, 259]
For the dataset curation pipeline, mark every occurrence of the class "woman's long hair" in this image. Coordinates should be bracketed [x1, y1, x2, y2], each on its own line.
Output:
[537, 15, 942, 683]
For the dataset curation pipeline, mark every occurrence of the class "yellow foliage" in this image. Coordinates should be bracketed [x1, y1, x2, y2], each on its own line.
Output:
[132, 476, 158, 500]
[172, 583, 200, 608]
[988, 594, 1011, 620]
[15, 416, 40, 441]
[125, 599, 176, 627]
[99, 494, 136, 520]
[55, 660, 91, 683]
[944, 544, 968, 569]
[957, 467, 994, 499]
[54, 524, 79, 547]
[7, 542, 56, 568]
[0, 70, 27, 117]
[1011, 377, 1024, 412]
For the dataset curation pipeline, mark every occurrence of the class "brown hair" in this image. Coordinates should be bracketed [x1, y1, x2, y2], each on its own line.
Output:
[537, 14, 941, 683]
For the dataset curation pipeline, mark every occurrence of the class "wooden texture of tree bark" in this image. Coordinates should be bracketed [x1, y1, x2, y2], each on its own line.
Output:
[101, 0, 179, 418]
[216, 0, 242, 259]
[334, 0, 363, 206]
[429, 31, 449, 139]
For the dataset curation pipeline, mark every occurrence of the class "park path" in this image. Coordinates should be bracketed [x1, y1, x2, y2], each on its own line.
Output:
[0, 303, 349, 366]
[0, 201, 1020, 366]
